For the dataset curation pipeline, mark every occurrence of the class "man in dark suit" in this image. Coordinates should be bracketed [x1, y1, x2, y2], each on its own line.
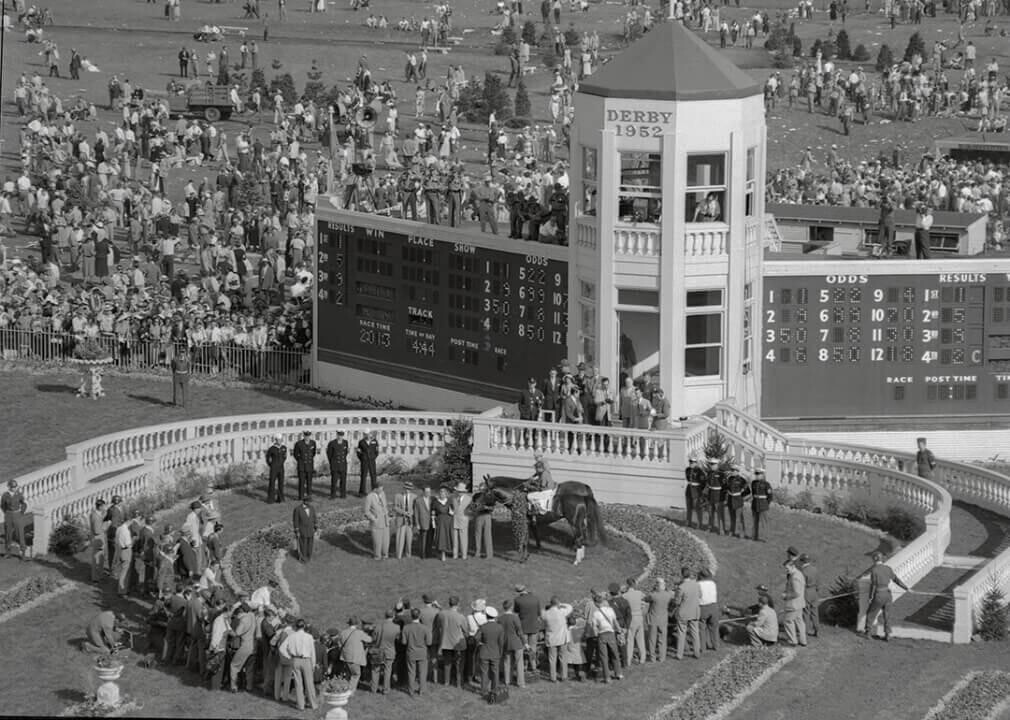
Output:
[705, 459, 727, 535]
[291, 498, 317, 563]
[104, 495, 125, 570]
[725, 466, 751, 538]
[475, 606, 505, 695]
[265, 434, 287, 503]
[413, 486, 434, 558]
[356, 431, 379, 497]
[418, 593, 440, 682]
[499, 599, 526, 687]
[2, 480, 28, 559]
[402, 608, 433, 696]
[370, 609, 400, 694]
[435, 595, 468, 687]
[171, 348, 191, 407]
[292, 431, 317, 501]
[684, 457, 706, 529]
[513, 584, 543, 672]
[325, 431, 349, 499]
[518, 376, 545, 420]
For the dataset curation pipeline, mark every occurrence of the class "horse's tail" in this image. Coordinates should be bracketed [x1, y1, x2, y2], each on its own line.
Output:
[586, 495, 607, 546]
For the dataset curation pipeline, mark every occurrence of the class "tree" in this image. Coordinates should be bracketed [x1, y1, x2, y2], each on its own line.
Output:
[903, 31, 925, 62]
[978, 574, 1009, 641]
[235, 172, 266, 210]
[268, 72, 297, 105]
[875, 43, 894, 72]
[442, 420, 473, 491]
[514, 79, 531, 118]
[522, 19, 538, 46]
[302, 80, 326, 102]
[835, 29, 852, 60]
[482, 71, 513, 121]
[703, 428, 733, 471]
[502, 25, 517, 46]
[250, 68, 266, 92]
[852, 43, 871, 62]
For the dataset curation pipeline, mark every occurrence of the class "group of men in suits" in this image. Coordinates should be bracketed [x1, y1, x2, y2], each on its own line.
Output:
[683, 457, 774, 541]
[264, 430, 382, 504]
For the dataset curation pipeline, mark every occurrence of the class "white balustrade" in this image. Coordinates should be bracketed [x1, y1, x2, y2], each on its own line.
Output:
[685, 226, 728, 257]
[614, 225, 661, 257]
[17, 461, 77, 507]
[713, 401, 789, 454]
[575, 220, 598, 251]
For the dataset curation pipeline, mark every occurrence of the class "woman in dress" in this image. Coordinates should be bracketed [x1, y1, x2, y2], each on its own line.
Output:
[432, 486, 454, 562]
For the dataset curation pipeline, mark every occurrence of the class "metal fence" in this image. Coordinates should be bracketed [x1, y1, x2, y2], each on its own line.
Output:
[0, 328, 311, 386]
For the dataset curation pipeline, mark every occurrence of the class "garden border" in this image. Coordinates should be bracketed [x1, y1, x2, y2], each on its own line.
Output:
[0, 576, 77, 626]
[923, 670, 1010, 720]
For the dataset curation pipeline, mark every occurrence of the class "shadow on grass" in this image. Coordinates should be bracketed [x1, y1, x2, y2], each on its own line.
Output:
[35, 383, 78, 394]
[125, 393, 176, 408]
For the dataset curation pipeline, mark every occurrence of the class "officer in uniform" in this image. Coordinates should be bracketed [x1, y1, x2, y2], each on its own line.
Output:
[171, 347, 191, 407]
[725, 465, 751, 538]
[292, 430, 318, 501]
[397, 169, 418, 221]
[750, 468, 773, 542]
[446, 166, 464, 227]
[326, 430, 350, 499]
[474, 175, 498, 235]
[548, 183, 568, 242]
[507, 183, 524, 239]
[265, 434, 288, 503]
[705, 458, 726, 535]
[423, 166, 443, 224]
[524, 193, 543, 243]
[356, 431, 380, 497]
[684, 456, 706, 529]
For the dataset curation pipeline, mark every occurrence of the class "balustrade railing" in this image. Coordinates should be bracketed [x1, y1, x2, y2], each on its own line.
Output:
[685, 226, 728, 257]
[613, 225, 661, 257]
[713, 401, 789, 454]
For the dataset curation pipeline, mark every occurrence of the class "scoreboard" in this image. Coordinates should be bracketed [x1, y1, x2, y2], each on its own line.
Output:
[761, 265, 1010, 419]
[315, 215, 569, 401]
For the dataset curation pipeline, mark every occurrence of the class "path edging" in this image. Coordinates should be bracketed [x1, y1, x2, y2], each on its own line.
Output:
[0, 577, 77, 626]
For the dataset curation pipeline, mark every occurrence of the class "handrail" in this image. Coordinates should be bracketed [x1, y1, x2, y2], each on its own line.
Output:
[713, 401, 790, 454]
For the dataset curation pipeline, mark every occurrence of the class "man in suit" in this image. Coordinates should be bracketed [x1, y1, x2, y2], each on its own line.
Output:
[265, 434, 287, 503]
[292, 430, 317, 501]
[472, 482, 495, 559]
[229, 602, 258, 691]
[514, 584, 544, 672]
[499, 599, 526, 686]
[370, 609, 400, 694]
[540, 596, 572, 682]
[392, 482, 416, 559]
[356, 431, 379, 497]
[2, 480, 29, 560]
[88, 499, 108, 581]
[750, 468, 773, 542]
[337, 617, 372, 692]
[104, 495, 125, 570]
[325, 431, 349, 499]
[782, 546, 808, 647]
[402, 607, 433, 696]
[674, 566, 701, 660]
[518, 376, 545, 420]
[171, 348, 191, 407]
[435, 595, 468, 687]
[413, 486, 433, 558]
[475, 606, 505, 695]
[651, 388, 671, 430]
[363, 480, 390, 560]
[418, 593, 440, 682]
[645, 577, 675, 662]
[291, 498, 317, 563]
[799, 553, 820, 638]
[622, 577, 647, 666]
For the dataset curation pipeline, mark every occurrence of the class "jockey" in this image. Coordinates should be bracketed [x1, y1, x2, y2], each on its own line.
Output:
[528, 456, 557, 515]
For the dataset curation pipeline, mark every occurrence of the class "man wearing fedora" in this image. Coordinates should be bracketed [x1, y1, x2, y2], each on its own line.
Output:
[782, 546, 808, 647]
[392, 481, 416, 559]
[364, 480, 390, 560]
[451, 481, 471, 560]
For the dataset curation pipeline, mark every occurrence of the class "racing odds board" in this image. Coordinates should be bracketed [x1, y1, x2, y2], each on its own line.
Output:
[762, 260, 1010, 419]
[315, 211, 569, 401]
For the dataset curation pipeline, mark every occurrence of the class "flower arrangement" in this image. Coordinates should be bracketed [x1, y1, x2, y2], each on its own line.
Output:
[72, 338, 113, 362]
[94, 655, 123, 670]
[320, 676, 354, 695]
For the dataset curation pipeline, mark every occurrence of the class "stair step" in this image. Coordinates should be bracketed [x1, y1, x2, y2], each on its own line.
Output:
[889, 625, 953, 643]
[941, 555, 990, 569]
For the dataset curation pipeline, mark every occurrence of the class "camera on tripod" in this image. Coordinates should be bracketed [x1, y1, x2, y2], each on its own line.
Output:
[352, 163, 372, 177]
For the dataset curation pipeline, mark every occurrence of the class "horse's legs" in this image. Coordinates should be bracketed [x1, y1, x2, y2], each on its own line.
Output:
[529, 513, 542, 550]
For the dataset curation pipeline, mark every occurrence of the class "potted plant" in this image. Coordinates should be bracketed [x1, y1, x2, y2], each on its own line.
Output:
[320, 675, 354, 704]
[93, 654, 124, 681]
[71, 337, 114, 363]
[71, 338, 113, 399]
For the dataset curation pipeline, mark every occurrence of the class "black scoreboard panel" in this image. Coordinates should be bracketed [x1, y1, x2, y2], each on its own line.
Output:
[761, 271, 1010, 419]
[316, 220, 568, 400]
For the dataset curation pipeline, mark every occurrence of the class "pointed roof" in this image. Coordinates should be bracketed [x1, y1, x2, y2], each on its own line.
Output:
[579, 22, 762, 102]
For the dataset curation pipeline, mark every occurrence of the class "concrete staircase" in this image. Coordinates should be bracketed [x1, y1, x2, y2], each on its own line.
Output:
[762, 213, 784, 252]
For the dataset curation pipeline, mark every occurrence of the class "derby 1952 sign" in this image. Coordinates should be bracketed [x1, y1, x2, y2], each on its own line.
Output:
[605, 108, 673, 138]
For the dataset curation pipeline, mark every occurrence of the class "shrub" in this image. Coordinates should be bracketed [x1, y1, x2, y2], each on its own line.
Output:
[493, 41, 512, 56]
[514, 79, 531, 118]
[214, 462, 261, 490]
[504, 116, 531, 129]
[49, 518, 90, 556]
[903, 31, 925, 62]
[978, 574, 1009, 641]
[521, 19, 537, 46]
[250, 67, 266, 92]
[0, 576, 64, 615]
[541, 44, 557, 69]
[268, 72, 297, 106]
[875, 43, 894, 72]
[835, 29, 852, 60]
[791, 36, 803, 57]
[457, 72, 513, 124]
[823, 491, 844, 516]
[442, 419, 473, 490]
[852, 43, 871, 61]
[564, 26, 580, 47]
[502, 25, 517, 46]
[789, 489, 817, 512]
[879, 505, 924, 542]
[703, 428, 733, 471]
[607, 508, 713, 575]
[822, 575, 860, 627]
[771, 50, 794, 69]
[302, 80, 326, 103]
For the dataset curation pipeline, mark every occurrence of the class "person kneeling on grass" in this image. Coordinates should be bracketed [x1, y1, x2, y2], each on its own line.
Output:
[84, 610, 127, 654]
[746, 594, 779, 647]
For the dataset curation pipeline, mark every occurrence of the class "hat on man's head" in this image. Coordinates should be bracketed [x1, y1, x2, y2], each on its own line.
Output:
[755, 584, 770, 593]
[514, 584, 527, 593]
[798, 554, 810, 563]
[403, 481, 415, 491]
[786, 546, 799, 557]
[608, 582, 621, 595]
[471, 598, 486, 613]
[422, 593, 432, 604]
[484, 606, 498, 619]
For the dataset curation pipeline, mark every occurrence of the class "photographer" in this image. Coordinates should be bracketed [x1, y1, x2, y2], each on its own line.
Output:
[84, 610, 129, 654]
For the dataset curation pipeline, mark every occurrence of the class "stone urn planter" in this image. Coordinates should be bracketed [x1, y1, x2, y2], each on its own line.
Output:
[320, 688, 353, 720]
[70, 357, 113, 399]
[93, 662, 124, 707]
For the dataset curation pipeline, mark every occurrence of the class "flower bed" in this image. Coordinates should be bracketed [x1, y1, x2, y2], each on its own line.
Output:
[603, 506, 716, 580]
[0, 575, 74, 625]
[651, 646, 795, 720]
[923, 671, 1010, 720]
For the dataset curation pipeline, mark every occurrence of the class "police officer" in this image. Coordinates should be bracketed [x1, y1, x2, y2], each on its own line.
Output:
[326, 430, 350, 499]
[507, 183, 524, 239]
[292, 430, 318, 501]
[356, 431, 380, 497]
[705, 458, 726, 535]
[549, 183, 568, 242]
[265, 434, 288, 503]
[524, 193, 543, 243]
[446, 166, 464, 227]
[397, 169, 418, 221]
[750, 468, 773, 542]
[423, 166, 443, 224]
[474, 174, 498, 235]
[684, 456, 706, 529]
[171, 347, 191, 407]
[725, 465, 751, 538]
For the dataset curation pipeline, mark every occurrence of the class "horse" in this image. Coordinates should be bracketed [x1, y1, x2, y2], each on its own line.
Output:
[476, 475, 607, 562]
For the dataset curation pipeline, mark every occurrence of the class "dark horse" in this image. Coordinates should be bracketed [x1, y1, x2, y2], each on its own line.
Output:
[476, 475, 607, 562]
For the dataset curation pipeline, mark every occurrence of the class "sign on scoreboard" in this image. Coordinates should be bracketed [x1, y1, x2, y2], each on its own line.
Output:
[315, 219, 569, 400]
[761, 271, 1010, 419]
